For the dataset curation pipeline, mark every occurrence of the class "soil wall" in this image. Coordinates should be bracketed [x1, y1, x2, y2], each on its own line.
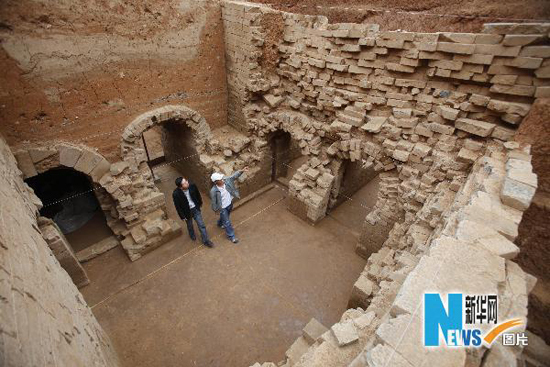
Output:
[0, 0, 228, 161]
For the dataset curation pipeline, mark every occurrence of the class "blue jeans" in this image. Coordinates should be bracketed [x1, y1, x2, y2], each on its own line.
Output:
[217, 203, 235, 240]
[186, 208, 210, 243]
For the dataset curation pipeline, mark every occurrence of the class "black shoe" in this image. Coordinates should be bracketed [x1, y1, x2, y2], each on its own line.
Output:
[231, 238, 239, 244]
[204, 241, 215, 248]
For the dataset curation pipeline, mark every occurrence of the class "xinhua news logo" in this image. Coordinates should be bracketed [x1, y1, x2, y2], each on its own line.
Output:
[423, 293, 528, 348]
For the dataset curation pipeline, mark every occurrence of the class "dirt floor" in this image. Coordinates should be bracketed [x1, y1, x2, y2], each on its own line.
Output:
[250, 0, 550, 32]
[64, 210, 115, 253]
[80, 164, 369, 367]
[276, 155, 309, 186]
[328, 175, 380, 238]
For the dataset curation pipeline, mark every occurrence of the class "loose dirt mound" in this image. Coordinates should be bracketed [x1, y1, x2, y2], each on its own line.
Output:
[250, 0, 550, 32]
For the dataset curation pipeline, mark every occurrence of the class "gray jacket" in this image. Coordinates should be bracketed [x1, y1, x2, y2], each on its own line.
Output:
[210, 171, 243, 212]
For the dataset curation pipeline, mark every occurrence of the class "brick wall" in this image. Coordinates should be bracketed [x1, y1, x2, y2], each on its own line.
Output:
[0, 134, 118, 367]
[221, 2, 546, 365]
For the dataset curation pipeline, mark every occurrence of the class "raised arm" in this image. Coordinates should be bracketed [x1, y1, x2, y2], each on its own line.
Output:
[226, 166, 249, 183]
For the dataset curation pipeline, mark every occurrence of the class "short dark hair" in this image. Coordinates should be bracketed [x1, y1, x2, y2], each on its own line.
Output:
[175, 177, 183, 187]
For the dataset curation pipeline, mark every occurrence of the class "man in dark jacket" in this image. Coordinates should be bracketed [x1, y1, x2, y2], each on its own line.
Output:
[173, 177, 214, 248]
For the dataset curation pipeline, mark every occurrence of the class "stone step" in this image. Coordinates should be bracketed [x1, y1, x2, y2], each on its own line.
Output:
[76, 236, 120, 262]
[302, 318, 329, 344]
[285, 336, 310, 366]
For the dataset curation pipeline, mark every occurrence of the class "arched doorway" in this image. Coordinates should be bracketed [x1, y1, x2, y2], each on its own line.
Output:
[121, 105, 213, 192]
[25, 167, 116, 256]
[268, 130, 307, 186]
[14, 143, 126, 261]
[328, 159, 379, 211]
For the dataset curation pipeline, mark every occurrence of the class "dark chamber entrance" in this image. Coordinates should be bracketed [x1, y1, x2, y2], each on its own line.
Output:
[25, 168, 113, 253]
[269, 130, 306, 186]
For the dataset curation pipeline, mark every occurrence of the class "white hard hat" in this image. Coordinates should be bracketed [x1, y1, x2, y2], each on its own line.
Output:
[211, 172, 224, 182]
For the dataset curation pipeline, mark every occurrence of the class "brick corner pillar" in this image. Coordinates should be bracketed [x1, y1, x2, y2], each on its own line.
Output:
[38, 217, 90, 288]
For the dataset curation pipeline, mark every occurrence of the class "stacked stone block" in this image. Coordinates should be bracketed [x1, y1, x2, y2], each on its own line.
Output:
[221, 1, 548, 366]
[38, 217, 90, 288]
[221, 1, 549, 261]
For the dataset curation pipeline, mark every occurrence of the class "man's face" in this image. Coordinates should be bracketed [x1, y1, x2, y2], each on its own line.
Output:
[181, 179, 190, 190]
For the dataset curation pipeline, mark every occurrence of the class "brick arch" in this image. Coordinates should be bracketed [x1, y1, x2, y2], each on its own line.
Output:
[13, 142, 126, 249]
[260, 110, 322, 156]
[15, 142, 111, 182]
[324, 143, 403, 258]
[120, 104, 212, 162]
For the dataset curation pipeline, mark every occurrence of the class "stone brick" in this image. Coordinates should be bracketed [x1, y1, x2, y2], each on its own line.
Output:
[457, 147, 479, 163]
[473, 44, 521, 57]
[520, 46, 550, 58]
[502, 34, 542, 46]
[455, 118, 495, 137]
[14, 150, 37, 178]
[353, 311, 375, 329]
[29, 147, 57, 163]
[436, 105, 460, 120]
[492, 126, 516, 141]
[490, 74, 517, 85]
[535, 65, 550, 78]
[59, 145, 83, 168]
[474, 34, 503, 44]
[331, 321, 359, 346]
[490, 84, 535, 97]
[302, 318, 328, 344]
[437, 42, 475, 54]
[428, 59, 463, 71]
[453, 54, 494, 65]
[376, 38, 404, 49]
[535, 86, 550, 98]
[386, 63, 415, 73]
[469, 94, 491, 106]
[412, 143, 431, 157]
[439, 32, 476, 43]
[304, 168, 320, 180]
[502, 56, 543, 69]
[428, 122, 455, 135]
[285, 336, 310, 365]
[366, 344, 414, 367]
[74, 149, 104, 175]
[500, 177, 536, 210]
[482, 23, 550, 35]
[263, 94, 285, 108]
[90, 158, 111, 182]
[487, 99, 531, 116]
[392, 150, 410, 162]
[475, 234, 519, 260]
[362, 116, 387, 133]
[330, 120, 353, 133]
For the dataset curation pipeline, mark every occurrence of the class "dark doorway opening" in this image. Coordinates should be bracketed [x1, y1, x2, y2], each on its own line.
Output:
[25, 168, 114, 254]
[326, 160, 380, 237]
[331, 160, 378, 209]
[269, 130, 306, 186]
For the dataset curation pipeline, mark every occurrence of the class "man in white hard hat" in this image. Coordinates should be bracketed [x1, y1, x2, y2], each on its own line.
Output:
[210, 167, 249, 244]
